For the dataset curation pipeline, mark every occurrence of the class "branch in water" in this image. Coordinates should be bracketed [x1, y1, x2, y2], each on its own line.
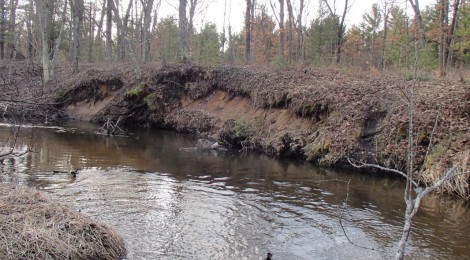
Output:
[347, 158, 418, 187]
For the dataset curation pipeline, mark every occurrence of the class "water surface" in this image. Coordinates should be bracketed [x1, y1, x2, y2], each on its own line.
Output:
[0, 122, 469, 259]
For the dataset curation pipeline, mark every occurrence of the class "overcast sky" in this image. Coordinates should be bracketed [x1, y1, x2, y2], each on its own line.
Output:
[156, 0, 436, 33]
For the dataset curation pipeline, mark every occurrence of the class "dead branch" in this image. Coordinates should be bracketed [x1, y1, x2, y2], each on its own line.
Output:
[347, 158, 418, 187]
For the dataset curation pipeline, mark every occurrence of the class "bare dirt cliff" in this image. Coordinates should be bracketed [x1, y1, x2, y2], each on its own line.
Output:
[2, 61, 469, 198]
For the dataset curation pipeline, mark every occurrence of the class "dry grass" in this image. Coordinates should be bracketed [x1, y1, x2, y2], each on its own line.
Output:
[0, 184, 126, 259]
[422, 150, 470, 199]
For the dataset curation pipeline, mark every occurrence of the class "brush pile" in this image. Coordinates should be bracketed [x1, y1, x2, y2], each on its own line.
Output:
[0, 184, 126, 259]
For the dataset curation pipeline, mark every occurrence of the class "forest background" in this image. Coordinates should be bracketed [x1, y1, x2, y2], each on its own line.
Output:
[0, 0, 468, 81]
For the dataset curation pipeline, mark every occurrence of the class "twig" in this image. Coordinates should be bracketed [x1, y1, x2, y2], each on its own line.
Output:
[338, 179, 382, 252]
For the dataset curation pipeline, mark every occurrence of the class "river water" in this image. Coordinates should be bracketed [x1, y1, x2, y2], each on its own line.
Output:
[0, 122, 469, 259]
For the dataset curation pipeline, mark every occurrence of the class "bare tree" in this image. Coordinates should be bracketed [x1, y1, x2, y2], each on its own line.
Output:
[86, 1, 95, 62]
[117, 0, 133, 61]
[323, 0, 350, 64]
[140, 0, 155, 62]
[94, 0, 106, 61]
[381, 0, 394, 70]
[408, 0, 426, 48]
[108, 0, 141, 77]
[36, 0, 68, 82]
[71, 0, 84, 73]
[26, 0, 35, 59]
[179, 0, 188, 60]
[270, 0, 285, 62]
[286, 0, 293, 61]
[245, 0, 252, 63]
[105, 0, 113, 61]
[439, 0, 461, 76]
[7, 0, 19, 59]
[0, 0, 5, 59]
[296, 0, 305, 63]
[438, 0, 449, 77]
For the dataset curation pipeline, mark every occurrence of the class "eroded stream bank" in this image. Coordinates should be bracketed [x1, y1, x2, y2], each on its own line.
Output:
[1, 122, 469, 259]
[48, 63, 469, 198]
[0, 61, 468, 198]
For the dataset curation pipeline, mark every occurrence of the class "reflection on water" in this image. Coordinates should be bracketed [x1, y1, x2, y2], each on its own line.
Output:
[0, 121, 469, 259]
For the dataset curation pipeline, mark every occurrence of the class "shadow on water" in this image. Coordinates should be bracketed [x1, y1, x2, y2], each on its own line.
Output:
[0, 121, 469, 259]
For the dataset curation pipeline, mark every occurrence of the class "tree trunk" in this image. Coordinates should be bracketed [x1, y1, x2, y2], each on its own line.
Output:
[8, 0, 18, 59]
[36, 0, 52, 81]
[245, 0, 251, 63]
[108, 0, 141, 78]
[36, 0, 68, 82]
[71, 0, 83, 74]
[27, 0, 34, 59]
[105, 0, 113, 61]
[279, 0, 285, 61]
[408, 0, 426, 48]
[439, 0, 448, 77]
[381, 3, 391, 70]
[0, 0, 5, 59]
[95, 0, 106, 59]
[286, 0, 293, 62]
[296, 0, 304, 63]
[445, 0, 460, 68]
[179, 0, 188, 60]
[141, 0, 154, 62]
[335, 0, 348, 64]
[87, 1, 95, 62]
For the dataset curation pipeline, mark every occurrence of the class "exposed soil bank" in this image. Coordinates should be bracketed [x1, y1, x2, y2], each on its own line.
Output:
[1, 61, 469, 198]
[0, 184, 126, 259]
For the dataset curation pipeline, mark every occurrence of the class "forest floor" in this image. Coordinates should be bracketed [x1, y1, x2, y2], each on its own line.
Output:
[1, 60, 469, 199]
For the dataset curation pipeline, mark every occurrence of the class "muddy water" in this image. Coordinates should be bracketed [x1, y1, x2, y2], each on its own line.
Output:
[0, 122, 469, 259]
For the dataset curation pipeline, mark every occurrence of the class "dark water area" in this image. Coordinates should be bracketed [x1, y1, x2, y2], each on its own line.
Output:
[0, 121, 469, 259]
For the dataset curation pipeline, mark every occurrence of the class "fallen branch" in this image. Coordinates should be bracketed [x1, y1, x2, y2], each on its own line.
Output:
[347, 158, 418, 187]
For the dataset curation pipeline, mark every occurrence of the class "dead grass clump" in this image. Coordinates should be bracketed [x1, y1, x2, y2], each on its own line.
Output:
[421, 150, 470, 199]
[0, 184, 126, 259]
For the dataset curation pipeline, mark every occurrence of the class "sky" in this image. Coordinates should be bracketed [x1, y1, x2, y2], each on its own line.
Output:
[155, 0, 436, 34]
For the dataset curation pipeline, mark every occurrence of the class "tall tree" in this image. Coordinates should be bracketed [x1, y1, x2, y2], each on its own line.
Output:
[86, 1, 95, 62]
[438, 0, 449, 76]
[179, 0, 188, 60]
[296, 0, 305, 62]
[408, 0, 426, 48]
[71, 0, 84, 73]
[7, 0, 19, 59]
[94, 0, 107, 61]
[26, 0, 35, 59]
[36, 0, 68, 82]
[361, 3, 382, 67]
[323, 0, 350, 64]
[439, 0, 461, 75]
[286, 0, 293, 61]
[140, 0, 155, 62]
[193, 22, 220, 64]
[0, 0, 5, 59]
[270, 0, 285, 62]
[380, 0, 394, 70]
[105, 0, 113, 61]
[108, 0, 141, 77]
[245, 0, 252, 63]
[155, 16, 179, 62]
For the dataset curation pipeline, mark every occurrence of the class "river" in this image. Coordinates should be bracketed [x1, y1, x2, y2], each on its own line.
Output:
[0, 121, 469, 259]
